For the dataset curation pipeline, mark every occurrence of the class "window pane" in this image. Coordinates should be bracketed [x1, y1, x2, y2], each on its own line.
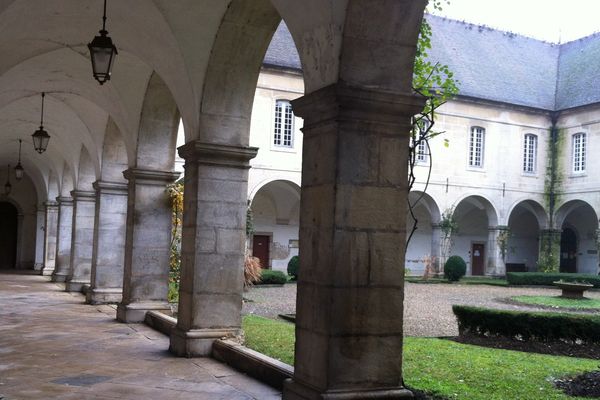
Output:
[274, 100, 294, 148]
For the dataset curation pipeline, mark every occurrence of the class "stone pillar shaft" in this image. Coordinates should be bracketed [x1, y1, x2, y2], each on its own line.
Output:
[282, 83, 424, 400]
[169, 141, 257, 356]
[65, 190, 96, 292]
[487, 226, 508, 276]
[52, 197, 73, 282]
[117, 168, 179, 323]
[86, 181, 128, 304]
[42, 201, 59, 276]
[431, 223, 443, 274]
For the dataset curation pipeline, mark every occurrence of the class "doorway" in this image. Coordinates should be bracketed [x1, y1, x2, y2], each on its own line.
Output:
[471, 243, 485, 275]
[560, 227, 577, 273]
[252, 235, 270, 269]
[0, 202, 18, 269]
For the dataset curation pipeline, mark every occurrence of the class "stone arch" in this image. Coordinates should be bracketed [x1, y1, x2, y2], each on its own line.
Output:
[76, 146, 97, 191]
[47, 170, 60, 201]
[507, 198, 548, 229]
[506, 199, 548, 271]
[406, 191, 442, 275]
[100, 119, 129, 183]
[249, 179, 300, 271]
[197, 0, 281, 145]
[453, 194, 499, 227]
[59, 163, 75, 198]
[555, 200, 599, 274]
[135, 72, 179, 170]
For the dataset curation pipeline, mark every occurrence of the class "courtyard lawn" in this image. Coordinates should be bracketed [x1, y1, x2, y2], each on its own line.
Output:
[242, 315, 598, 399]
[511, 295, 600, 310]
[405, 276, 508, 287]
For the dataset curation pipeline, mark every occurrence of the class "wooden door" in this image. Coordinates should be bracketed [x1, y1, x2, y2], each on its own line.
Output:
[252, 235, 270, 269]
[471, 243, 485, 276]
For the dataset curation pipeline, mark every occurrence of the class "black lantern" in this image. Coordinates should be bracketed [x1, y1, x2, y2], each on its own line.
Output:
[4, 164, 11, 195]
[88, 0, 117, 85]
[32, 92, 50, 154]
[14, 139, 24, 181]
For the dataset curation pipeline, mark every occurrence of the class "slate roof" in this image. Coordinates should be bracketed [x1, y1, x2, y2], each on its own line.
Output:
[264, 17, 600, 111]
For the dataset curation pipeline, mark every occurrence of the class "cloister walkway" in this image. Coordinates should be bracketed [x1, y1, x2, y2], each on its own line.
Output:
[0, 271, 280, 400]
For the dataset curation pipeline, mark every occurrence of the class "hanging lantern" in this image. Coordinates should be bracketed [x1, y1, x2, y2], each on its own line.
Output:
[14, 139, 24, 181]
[88, 0, 118, 85]
[32, 92, 50, 154]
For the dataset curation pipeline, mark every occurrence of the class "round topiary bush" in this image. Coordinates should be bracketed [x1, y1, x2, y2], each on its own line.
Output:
[444, 255, 467, 282]
[287, 256, 299, 280]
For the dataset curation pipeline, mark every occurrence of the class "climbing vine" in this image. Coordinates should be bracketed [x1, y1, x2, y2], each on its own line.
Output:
[167, 182, 184, 302]
[496, 228, 511, 262]
[439, 207, 458, 263]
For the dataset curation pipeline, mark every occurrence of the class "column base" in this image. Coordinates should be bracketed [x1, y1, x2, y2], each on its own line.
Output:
[117, 301, 172, 323]
[51, 272, 69, 282]
[169, 326, 241, 357]
[86, 288, 123, 304]
[283, 379, 414, 400]
[65, 280, 89, 293]
[42, 267, 55, 276]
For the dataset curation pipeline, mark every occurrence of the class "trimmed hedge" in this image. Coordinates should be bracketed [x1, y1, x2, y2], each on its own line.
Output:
[258, 269, 288, 285]
[507, 272, 600, 288]
[287, 256, 299, 280]
[453, 305, 600, 344]
[444, 255, 466, 282]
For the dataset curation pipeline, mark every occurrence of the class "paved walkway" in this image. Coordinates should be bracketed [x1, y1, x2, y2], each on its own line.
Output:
[0, 272, 280, 400]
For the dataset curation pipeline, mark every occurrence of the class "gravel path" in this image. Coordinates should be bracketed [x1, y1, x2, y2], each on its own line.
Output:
[242, 282, 600, 337]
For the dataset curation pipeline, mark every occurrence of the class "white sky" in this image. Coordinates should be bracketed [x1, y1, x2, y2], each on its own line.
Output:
[431, 0, 600, 43]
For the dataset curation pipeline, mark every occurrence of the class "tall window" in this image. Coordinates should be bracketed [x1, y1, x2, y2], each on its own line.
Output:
[572, 132, 586, 173]
[468, 126, 485, 167]
[523, 134, 537, 173]
[273, 100, 294, 148]
[412, 119, 429, 163]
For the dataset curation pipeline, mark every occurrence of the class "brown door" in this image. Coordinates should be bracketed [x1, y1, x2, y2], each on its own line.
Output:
[252, 235, 270, 269]
[471, 243, 485, 276]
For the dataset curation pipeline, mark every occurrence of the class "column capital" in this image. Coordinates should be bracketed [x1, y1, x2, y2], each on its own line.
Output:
[44, 200, 59, 209]
[178, 141, 258, 169]
[489, 225, 509, 232]
[123, 168, 180, 185]
[70, 190, 96, 202]
[540, 228, 562, 234]
[291, 82, 426, 130]
[93, 180, 128, 195]
[56, 196, 74, 205]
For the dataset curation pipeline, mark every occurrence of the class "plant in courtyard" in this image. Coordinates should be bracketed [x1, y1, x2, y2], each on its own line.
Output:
[287, 255, 299, 280]
[496, 227, 511, 262]
[444, 255, 466, 282]
[439, 207, 458, 267]
[258, 269, 288, 285]
[167, 181, 184, 301]
[244, 255, 262, 288]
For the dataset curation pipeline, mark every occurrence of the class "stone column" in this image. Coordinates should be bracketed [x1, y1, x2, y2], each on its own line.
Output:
[539, 229, 561, 272]
[282, 84, 424, 400]
[169, 142, 257, 356]
[65, 190, 96, 292]
[487, 226, 508, 276]
[51, 197, 73, 282]
[86, 181, 128, 304]
[117, 168, 179, 323]
[34, 207, 45, 272]
[431, 223, 443, 275]
[42, 201, 59, 276]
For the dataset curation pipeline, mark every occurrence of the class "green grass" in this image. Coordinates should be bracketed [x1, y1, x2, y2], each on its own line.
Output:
[242, 315, 598, 399]
[511, 295, 600, 310]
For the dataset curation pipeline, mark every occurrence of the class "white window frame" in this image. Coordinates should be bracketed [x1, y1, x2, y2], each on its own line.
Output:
[468, 126, 485, 168]
[412, 120, 429, 164]
[572, 132, 586, 174]
[523, 133, 537, 174]
[273, 99, 294, 149]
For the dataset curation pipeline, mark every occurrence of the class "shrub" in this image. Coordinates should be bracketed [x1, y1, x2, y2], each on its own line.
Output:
[258, 269, 288, 285]
[287, 256, 299, 280]
[444, 255, 466, 282]
[452, 305, 600, 344]
[506, 272, 600, 288]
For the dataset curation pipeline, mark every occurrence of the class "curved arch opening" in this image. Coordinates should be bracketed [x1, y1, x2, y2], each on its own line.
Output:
[0, 201, 18, 269]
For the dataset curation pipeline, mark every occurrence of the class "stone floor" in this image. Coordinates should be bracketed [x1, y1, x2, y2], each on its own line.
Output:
[0, 271, 281, 400]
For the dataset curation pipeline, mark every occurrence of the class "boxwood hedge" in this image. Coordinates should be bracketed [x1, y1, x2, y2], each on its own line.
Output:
[452, 305, 600, 344]
[258, 269, 288, 285]
[506, 272, 600, 288]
